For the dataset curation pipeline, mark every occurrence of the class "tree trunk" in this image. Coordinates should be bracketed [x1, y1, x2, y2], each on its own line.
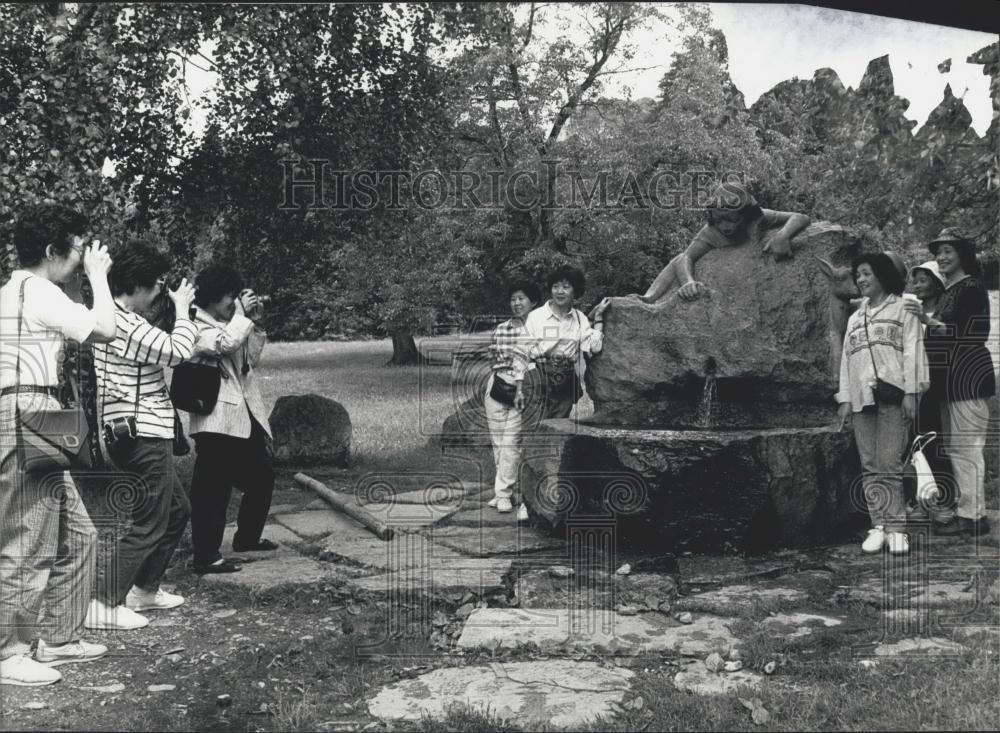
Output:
[388, 329, 419, 366]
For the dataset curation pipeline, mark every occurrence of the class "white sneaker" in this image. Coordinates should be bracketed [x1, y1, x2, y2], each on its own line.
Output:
[862, 526, 886, 553]
[496, 497, 513, 513]
[34, 639, 107, 667]
[85, 599, 149, 630]
[486, 497, 499, 508]
[517, 504, 529, 521]
[0, 654, 61, 686]
[887, 532, 910, 555]
[126, 587, 185, 612]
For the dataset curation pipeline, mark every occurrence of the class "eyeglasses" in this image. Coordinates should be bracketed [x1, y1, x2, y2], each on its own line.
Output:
[69, 244, 84, 257]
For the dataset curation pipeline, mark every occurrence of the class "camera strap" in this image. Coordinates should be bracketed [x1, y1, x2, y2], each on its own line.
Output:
[862, 307, 882, 385]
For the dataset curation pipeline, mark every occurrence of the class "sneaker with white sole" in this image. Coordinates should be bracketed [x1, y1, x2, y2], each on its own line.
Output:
[496, 497, 513, 513]
[517, 504, 529, 521]
[34, 639, 107, 667]
[0, 654, 61, 686]
[125, 587, 185, 612]
[887, 532, 910, 555]
[486, 497, 499, 508]
[85, 599, 149, 630]
[862, 526, 886, 553]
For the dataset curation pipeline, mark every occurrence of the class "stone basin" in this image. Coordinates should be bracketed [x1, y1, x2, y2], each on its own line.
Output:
[519, 418, 862, 554]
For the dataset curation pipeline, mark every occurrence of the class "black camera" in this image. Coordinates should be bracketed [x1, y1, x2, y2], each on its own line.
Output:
[103, 416, 138, 448]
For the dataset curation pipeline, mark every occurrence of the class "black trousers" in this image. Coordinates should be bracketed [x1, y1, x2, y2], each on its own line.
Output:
[189, 418, 274, 565]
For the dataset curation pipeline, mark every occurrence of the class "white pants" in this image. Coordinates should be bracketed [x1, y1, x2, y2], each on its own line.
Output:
[485, 374, 522, 500]
[941, 398, 991, 521]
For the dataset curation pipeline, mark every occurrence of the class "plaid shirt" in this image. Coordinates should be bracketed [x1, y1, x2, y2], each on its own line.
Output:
[489, 318, 531, 381]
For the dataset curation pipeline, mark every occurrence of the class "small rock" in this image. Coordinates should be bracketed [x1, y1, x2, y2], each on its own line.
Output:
[548, 565, 575, 579]
[645, 595, 662, 611]
[431, 611, 449, 628]
[82, 682, 125, 693]
[675, 612, 693, 624]
[623, 695, 645, 710]
[454, 603, 475, 619]
[21, 702, 47, 710]
[763, 661, 777, 675]
[724, 660, 743, 672]
[704, 652, 725, 673]
[165, 654, 182, 663]
[212, 609, 237, 619]
[460, 591, 476, 605]
[658, 600, 672, 614]
[615, 604, 640, 616]
[148, 684, 176, 692]
[728, 648, 742, 662]
[217, 694, 232, 708]
[616, 563, 631, 576]
[859, 660, 878, 670]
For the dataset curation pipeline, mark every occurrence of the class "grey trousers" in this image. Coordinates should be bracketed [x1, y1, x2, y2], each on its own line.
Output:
[95, 437, 190, 606]
[0, 394, 96, 659]
[853, 404, 908, 531]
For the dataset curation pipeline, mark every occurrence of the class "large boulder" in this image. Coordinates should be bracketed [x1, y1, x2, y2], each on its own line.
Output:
[586, 222, 878, 429]
[269, 394, 351, 466]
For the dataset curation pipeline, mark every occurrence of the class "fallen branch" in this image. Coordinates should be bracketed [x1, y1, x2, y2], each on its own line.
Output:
[294, 473, 395, 541]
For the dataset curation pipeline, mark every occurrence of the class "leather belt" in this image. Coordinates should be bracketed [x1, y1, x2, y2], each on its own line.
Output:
[0, 385, 59, 398]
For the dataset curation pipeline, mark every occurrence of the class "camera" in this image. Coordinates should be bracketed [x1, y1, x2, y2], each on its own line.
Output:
[103, 416, 138, 448]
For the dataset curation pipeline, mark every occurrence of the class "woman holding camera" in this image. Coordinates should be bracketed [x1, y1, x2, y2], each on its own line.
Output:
[187, 265, 276, 575]
[836, 253, 928, 555]
[0, 204, 116, 686]
[91, 239, 197, 630]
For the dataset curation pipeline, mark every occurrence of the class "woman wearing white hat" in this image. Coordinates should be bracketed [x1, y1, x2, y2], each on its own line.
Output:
[905, 260, 953, 522]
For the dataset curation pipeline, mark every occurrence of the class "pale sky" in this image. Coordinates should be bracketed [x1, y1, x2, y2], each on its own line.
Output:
[174, 3, 997, 144]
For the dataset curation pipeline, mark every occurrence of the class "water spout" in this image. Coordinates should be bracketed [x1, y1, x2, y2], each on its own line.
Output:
[697, 361, 718, 429]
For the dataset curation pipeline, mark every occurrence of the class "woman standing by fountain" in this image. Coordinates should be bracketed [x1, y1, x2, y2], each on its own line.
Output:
[484, 281, 540, 517]
[904, 261, 954, 523]
[911, 230, 995, 537]
[836, 253, 928, 555]
[511, 265, 610, 419]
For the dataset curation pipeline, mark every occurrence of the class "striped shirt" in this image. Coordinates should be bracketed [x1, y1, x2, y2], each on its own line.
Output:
[94, 303, 198, 439]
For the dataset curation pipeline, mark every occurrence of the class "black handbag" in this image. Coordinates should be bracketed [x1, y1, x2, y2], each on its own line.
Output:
[170, 360, 224, 415]
[12, 278, 94, 475]
[489, 375, 518, 407]
[864, 307, 906, 406]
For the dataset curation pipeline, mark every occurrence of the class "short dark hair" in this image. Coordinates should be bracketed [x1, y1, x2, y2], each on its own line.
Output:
[13, 203, 90, 267]
[852, 253, 905, 296]
[195, 264, 244, 308]
[705, 181, 762, 225]
[109, 238, 171, 296]
[545, 265, 586, 298]
[507, 280, 541, 305]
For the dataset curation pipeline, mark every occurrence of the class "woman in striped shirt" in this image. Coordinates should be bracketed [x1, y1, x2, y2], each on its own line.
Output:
[91, 239, 197, 630]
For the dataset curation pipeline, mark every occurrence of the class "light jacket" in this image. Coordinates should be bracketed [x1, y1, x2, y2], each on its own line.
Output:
[835, 294, 929, 411]
[186, 304, 271, 439]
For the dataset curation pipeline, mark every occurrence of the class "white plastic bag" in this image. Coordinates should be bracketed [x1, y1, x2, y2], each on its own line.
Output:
[909, 433, 940, 504]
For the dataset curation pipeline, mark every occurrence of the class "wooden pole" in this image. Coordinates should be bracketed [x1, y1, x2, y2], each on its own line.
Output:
[294, 472, 395, 541]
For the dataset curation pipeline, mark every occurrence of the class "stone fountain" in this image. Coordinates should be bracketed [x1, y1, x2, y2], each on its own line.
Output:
[519, 222, 878, 553]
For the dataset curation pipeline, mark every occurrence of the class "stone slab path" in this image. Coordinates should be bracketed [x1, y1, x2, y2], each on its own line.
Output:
[367, 660, 634, 728]
[199, 474, 998, 729]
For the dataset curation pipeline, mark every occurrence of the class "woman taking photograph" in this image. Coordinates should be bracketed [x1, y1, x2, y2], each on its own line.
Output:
[483, 281, 541, 517]
[906, 229, 996, 537]
[0, 204, 116, 686]
[836, 253, 928, 555]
